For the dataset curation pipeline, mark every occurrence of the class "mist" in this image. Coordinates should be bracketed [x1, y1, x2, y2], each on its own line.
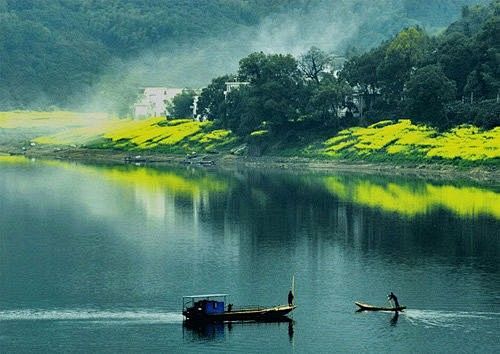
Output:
[79, 0, 484, 114]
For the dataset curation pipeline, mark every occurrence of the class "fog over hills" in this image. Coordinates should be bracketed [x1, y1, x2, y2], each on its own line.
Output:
[0, 0, 489, 112]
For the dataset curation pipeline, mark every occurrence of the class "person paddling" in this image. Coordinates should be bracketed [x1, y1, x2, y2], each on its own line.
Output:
[387, 292, 400, 309]
[288, 290, 294, 306]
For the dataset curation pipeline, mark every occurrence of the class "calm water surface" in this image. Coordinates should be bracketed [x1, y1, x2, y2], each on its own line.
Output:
[0, 157, 499, 353]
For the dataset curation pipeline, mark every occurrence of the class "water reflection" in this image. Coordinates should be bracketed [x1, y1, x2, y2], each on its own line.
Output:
[1, 157, 498, 270]
[288, 320, 294, 342]
[183, 321, 226, 341]
[390, 312, 399, 326]
[323, 175, 500, 218]
[182, 319, 294, 342]
[2, 156, 497, 220]
[1, 156, 499, 352]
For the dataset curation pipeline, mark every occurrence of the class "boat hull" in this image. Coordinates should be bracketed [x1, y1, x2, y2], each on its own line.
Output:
[183, 305, 296, 323]
[355, 302, 406, 312]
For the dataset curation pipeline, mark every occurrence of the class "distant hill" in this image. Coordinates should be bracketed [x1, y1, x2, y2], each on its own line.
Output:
[0, 0, 490, 111]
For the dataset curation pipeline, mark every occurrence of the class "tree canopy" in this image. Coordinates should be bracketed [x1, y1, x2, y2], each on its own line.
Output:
[340, 0, 499, 127]
[198, 1, 498, 137]
[167, 89, 197, 119]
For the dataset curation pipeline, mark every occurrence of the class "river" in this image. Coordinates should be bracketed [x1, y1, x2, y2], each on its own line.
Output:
[0, 156, 498, 353]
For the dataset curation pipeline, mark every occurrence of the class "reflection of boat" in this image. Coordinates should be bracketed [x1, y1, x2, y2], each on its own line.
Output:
[182, 294, 296, 323]
[183, 317, 294, 342]
[183, 321, 226, 340]
[355, 302, 406, 312]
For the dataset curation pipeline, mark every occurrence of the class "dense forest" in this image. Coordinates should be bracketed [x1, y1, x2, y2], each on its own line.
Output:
[0, 0, 489, 111]
[192, 0, 498, 137]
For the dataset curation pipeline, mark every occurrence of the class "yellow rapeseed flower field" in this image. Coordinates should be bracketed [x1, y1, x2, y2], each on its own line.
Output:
[324, 120, 500, 162]
[0, 111, 109, 129]
[3, 112, 499, 164]
[26, 115, 234, 152]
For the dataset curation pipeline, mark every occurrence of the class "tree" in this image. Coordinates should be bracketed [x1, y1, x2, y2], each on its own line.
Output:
[306, 74, 352, 127]
[167, 89, 197, 118]
[238, 52, 302, 86]
[197, 75, 234, 121]
[377, 27, 432, 103]
[298, 46, 333, 84]
[340, 45, 386, 117]
[437, 32, 476, 97]
[404, 65, 456, 126]
[223, 52, 308, 135]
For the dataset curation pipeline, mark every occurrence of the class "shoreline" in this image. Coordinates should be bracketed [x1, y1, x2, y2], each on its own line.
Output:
[2, 144, 498, 186]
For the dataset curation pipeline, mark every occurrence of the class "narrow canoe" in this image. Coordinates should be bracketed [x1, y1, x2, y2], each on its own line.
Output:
[355, 301, 406, 312]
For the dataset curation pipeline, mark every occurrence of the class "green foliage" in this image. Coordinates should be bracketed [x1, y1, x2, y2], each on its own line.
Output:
[298, 46, 333, 84]
[0, 1, 292, 110]
[222, 52, 309, 135]
[306, 74, 352, 127]
[167, 89, 196, 119]
[197, 75, 234, 121]
[200, 1, 497, 138]
[378, 27, 433, 102]
[441, 1, 500, 100]
[445, 99, 500, 128]
[436, 32, 476, 94]
[405, 65, 457, 126]
[341, 1, 499, 128]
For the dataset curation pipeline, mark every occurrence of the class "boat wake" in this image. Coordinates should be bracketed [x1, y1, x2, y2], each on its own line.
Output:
[404, 309, 500, 329]
[0, 308, 183, 323]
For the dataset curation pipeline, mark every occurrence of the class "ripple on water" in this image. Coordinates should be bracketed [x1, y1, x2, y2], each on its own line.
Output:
[404, 309, 500, 330]
[0, 309, 184, 324]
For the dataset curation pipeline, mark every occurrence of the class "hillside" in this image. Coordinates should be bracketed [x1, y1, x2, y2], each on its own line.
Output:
[0, 0, 489, 111]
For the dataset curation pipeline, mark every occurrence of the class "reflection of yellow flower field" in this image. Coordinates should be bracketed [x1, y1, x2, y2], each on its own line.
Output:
[0, 155, 228, 196]
[97, 166, 228, 195]
[0, 155, 31, 164]
[324, 176, 500, 219]
[324, 120, 500, 162]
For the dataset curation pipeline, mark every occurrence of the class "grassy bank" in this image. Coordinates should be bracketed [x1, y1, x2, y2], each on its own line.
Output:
[1, 112, 499, 169]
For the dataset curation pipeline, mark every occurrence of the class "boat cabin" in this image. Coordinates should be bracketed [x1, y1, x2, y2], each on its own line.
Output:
[183, 294, 229, 318]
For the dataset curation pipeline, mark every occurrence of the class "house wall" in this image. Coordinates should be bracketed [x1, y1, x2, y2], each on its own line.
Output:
[134, 87, 184, 119]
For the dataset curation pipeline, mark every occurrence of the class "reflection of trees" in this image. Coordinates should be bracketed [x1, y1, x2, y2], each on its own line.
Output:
[196, 169, 498, 271]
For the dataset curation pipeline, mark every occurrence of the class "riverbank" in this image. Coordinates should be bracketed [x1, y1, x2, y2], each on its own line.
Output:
[0, 112, 498, 184]
[2, 142, 498, 185]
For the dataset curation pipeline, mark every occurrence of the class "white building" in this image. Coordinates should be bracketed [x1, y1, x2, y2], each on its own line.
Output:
[133, 87, 183, 119]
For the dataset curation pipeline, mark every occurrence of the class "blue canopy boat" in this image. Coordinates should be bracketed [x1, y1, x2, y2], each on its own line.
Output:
[182, 294, 296, 323]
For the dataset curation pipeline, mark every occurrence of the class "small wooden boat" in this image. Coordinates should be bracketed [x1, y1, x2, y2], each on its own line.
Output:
[183, 294, 296, 323]
[355, 301, 406, 312]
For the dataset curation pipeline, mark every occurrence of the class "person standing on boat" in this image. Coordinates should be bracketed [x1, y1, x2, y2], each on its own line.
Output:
[288, 290, 294, 306]
[387, 292, 400, 308]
